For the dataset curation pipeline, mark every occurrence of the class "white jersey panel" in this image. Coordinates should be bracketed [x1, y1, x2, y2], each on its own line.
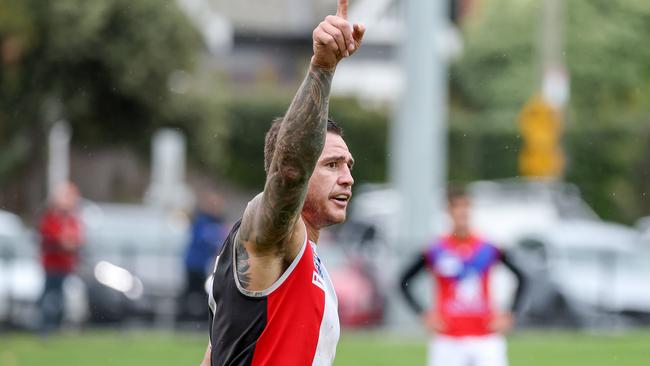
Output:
[310, 241, 340, 366]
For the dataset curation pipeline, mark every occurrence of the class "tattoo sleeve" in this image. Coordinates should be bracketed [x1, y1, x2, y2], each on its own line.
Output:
[251, 65, 334, 248]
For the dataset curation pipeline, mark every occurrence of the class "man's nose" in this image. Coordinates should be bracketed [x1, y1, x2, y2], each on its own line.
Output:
[338, 166, 354, 187]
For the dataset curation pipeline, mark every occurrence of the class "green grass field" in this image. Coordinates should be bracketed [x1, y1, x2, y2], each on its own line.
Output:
[2, 329, 649, 365]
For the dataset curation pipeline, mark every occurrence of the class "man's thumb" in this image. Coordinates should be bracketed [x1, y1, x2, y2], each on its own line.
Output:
[352, 23, 366, 44]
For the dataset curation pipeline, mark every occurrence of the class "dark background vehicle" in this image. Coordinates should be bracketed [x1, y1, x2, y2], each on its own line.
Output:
[80, 202, 189, 325]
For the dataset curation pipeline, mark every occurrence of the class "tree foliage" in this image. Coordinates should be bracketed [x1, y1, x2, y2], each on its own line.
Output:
[1, 0, 649, 223]
[0, 0, 206, 186]
[448, 0, 650, 222]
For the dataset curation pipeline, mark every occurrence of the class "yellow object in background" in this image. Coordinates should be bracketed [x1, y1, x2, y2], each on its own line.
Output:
[518, 94, 564, 179]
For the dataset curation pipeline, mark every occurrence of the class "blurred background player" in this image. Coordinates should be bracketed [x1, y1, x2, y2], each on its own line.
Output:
[399, 186, 526, 366]
[38, 181, 84, 333]
[179, 187, 227, 323]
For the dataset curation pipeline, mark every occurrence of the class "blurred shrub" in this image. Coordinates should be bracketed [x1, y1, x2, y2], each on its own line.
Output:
[2, 0, 649, 225]
[447, 0, 650, 222]
[448, 123, 649, 223]
[191, 93, 648, 224]
[193, 96, 389, 192]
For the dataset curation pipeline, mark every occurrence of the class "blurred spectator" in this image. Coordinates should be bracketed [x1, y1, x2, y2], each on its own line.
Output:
[400, 185, 526, 366]
[179, 188, 227, 321]
[38, 181, 84, 333]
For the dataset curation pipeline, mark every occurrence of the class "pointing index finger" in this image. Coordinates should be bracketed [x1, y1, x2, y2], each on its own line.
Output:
[337, 0, 348, 20]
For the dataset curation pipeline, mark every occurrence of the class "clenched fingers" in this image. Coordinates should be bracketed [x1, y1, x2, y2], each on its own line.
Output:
[320, 21, 349, 57]
[325, 15, 354, 53]
[313, 28, 340, 57]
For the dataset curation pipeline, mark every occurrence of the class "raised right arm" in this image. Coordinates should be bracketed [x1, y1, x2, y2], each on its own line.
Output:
[242, 65, 334, 251]
[238, 1, 365, 256]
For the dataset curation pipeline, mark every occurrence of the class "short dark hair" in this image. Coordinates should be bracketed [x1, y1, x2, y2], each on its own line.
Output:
[447, 184, 469, 204]
[264, 117, 344, 173]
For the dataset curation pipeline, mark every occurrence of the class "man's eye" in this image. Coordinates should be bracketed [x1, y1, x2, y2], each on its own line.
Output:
[326, 162, 337, 168]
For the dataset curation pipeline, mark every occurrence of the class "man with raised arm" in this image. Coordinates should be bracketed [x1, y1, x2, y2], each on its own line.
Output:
[200, 1, 365, 365]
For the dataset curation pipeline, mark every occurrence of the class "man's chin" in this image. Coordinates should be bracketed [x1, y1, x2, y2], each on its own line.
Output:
[332, 215, 346, 225]
[322, 210, 347, 227]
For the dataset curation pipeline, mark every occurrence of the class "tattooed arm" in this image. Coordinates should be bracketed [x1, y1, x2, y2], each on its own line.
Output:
[234, 1, 365, 291]
[247, 64, 334, 249]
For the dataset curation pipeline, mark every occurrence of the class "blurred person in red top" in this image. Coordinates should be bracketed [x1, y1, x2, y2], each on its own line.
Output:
[38, 181, 84, 332]
[400, 186, 526, 366]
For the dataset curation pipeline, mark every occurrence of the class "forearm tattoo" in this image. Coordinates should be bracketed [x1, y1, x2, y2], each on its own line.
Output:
[257, 66, 334, 245]
[234, 66, 334, 290]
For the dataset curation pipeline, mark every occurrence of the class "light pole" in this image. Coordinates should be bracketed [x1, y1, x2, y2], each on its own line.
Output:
[390, 0, 449, 325]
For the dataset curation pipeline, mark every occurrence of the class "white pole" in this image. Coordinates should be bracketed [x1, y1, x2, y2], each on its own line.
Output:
[541, 0, 569, 110]
[145, 129, 193, 210]
[389, 0, 449, 325]
[48, 121, 71, 198]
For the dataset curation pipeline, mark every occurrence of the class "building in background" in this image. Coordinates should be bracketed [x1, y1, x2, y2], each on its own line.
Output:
[184, 0, 471, 103]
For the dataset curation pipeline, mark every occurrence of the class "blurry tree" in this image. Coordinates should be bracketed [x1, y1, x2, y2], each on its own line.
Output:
[449, 0, 650, 222]
[197, 0, 650, 222]
[0, 0, 218, 210]
[0, 0, 36, 185]
[2, 0, 649, 224]
[564, 0, 650, 221]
